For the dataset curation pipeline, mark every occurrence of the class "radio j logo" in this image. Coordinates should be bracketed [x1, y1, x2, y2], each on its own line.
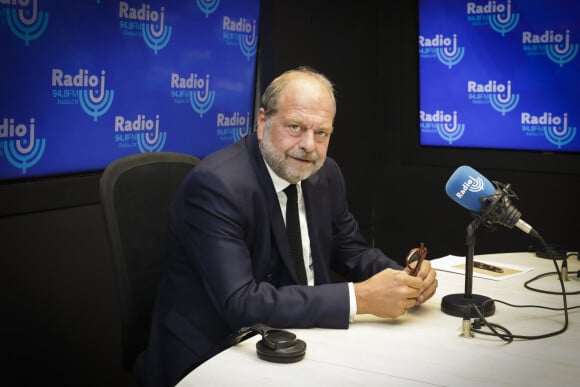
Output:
[466, 0, 520, 37]
[521, 112, 577, 149]
[467, 80, 519, 116]
[216, 111, 251, 142]
[522, 29, 579, 67]
[170, 73, 216, 118]
[419, 33, 465, 69]
[114, 114, 166, 152]
[0, 117, 46, 175]
[456, 175, 487, 199]
[119, 1, 172, 54]
[420, 110, 465, 145]
[222, 16, 258, 60]
[51, 68, 115, 122]
[2, 0, 49, 46]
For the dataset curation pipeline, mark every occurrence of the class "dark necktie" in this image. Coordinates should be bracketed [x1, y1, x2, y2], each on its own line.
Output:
[284, 184, 307, 285]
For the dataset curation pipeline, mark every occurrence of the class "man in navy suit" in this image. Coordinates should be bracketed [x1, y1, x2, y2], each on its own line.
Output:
[143, 67, 438, 386]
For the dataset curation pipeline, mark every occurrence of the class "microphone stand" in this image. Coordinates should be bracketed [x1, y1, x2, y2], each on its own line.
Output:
[441, 218, 496, 331]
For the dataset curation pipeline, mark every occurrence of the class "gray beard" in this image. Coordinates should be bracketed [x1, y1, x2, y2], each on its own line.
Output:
[259, 131, 322, 183]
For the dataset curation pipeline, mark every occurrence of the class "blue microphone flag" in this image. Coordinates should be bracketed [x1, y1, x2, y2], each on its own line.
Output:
[445, 165, 496, 213]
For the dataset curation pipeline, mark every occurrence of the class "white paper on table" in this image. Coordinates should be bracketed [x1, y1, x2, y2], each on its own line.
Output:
[430, 255, 534, 281]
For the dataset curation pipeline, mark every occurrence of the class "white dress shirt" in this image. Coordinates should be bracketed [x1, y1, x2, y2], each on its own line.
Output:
[263, 161, 357, 322]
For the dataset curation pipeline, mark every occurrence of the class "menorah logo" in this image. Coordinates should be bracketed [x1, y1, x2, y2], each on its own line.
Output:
[435, 35, 465, 69]
[488, 81, 519, 116]
[190, 76, 215, 118]
[142, 7, 172, 54]
[488, 4, 519, 37]
[137, 130, 167, 152]
[0, 119, 46, 174]
[489, 93, 519, 116]
[79, 87, 115, 122]
[232, 113, 252, 142]
[197, 0, 221, 18]
[544, 114, 576, 149]
[436, 117, 465, 144]
[545, 30, 579, 67]
[5, 0, 49, 46]
[238, 21, 258, 60]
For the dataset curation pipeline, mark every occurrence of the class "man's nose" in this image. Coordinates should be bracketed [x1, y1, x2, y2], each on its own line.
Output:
[298, 130, 315, 152]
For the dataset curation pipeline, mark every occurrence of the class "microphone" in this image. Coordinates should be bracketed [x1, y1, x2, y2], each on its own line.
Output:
[445, 165, 538, 238]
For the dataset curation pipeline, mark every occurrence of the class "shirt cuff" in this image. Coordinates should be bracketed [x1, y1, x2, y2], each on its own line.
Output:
[348, 282, 357, 323]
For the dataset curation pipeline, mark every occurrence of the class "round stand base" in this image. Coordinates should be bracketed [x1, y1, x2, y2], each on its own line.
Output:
[441, 293, 495, 318]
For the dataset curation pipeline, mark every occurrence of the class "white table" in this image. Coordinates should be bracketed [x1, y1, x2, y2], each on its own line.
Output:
[177, 252, 580, 386]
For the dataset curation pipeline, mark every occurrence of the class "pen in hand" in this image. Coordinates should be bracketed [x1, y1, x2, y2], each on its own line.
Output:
[473, 261, 504, 273]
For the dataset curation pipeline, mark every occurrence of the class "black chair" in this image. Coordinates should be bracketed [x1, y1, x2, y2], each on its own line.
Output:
[100, 151, 200, 385]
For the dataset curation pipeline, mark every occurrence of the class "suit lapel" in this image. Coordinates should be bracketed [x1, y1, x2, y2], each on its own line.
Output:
[302, 172, 333, 284]
[246, 134, 299, 283]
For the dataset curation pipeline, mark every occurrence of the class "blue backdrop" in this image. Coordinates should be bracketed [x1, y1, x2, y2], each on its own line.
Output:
[0, 0, 260, 180]
[418, 0, 579, 153]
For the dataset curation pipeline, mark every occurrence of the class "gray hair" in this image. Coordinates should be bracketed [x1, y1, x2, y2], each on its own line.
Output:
[260, 66, 336, 117]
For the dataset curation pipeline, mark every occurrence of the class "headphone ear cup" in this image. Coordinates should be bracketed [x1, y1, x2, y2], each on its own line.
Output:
[256, 338, 306, 363]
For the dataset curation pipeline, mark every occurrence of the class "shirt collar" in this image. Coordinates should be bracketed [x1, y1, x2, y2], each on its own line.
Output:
[263, 158, 300, 194]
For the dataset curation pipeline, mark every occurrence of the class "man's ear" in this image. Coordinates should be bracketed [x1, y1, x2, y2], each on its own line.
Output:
[256, 107, 266, 140]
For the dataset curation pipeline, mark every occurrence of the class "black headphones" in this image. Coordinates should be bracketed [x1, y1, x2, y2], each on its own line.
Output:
[227, 323, 306, 363]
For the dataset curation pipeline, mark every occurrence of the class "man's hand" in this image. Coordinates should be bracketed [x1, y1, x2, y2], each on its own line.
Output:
[405, 259, 438, 305]
[354, 262, 438, 318]
[354, 269, 422, 318]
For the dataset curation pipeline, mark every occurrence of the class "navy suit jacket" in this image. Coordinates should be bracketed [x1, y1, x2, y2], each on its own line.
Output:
[143, 132, 402, 386]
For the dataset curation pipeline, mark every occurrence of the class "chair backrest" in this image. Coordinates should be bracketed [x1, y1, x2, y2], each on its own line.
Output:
[100, 151, 200, 374]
